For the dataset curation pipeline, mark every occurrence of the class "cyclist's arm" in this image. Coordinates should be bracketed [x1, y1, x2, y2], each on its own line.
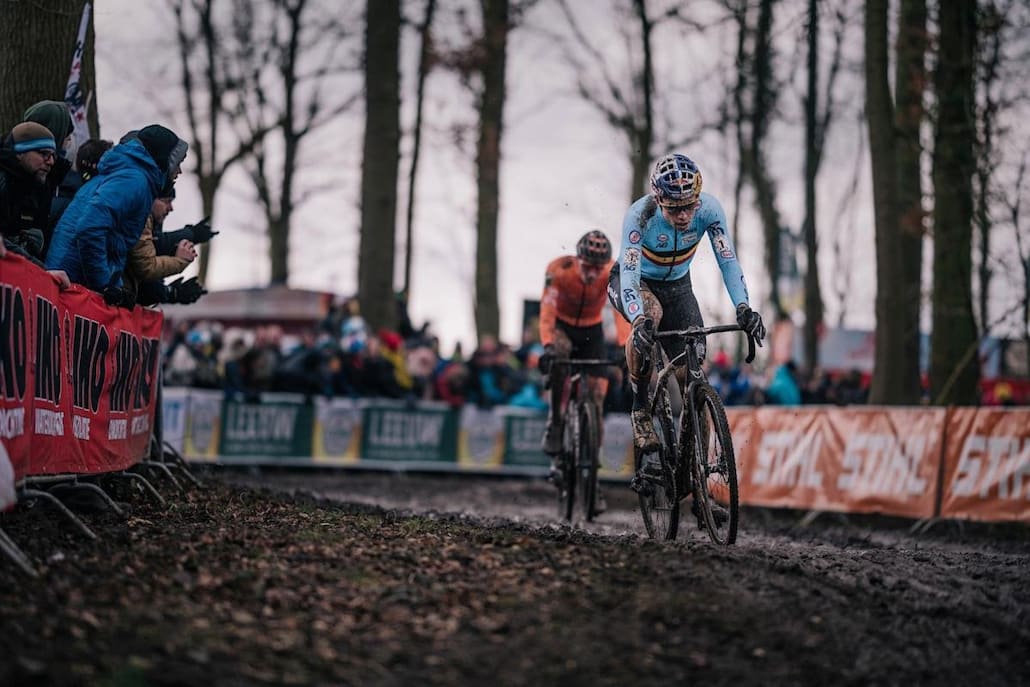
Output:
[617, 200, 646, 323]
[539, 260, 560, 346]
[701, 196, 750, 309]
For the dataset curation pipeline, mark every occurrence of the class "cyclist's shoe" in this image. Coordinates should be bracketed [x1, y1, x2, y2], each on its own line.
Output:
[547, 459, 564, 488]
[630, 454, 664, 495]
[691, 496, 728, 530]
[631, 408, 660, 453]
[541, 418, 563, 455]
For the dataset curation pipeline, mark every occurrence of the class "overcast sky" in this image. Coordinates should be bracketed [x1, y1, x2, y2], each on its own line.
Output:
[92, 1, 1027, 355]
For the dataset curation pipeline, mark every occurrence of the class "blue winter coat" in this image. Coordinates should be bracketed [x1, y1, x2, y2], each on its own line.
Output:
[45, 140, 165, 290]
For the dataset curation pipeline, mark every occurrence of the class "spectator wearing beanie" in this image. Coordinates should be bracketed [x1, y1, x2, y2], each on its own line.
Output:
[23, 100, 75, 196]
[45, 124, 188, 300]
[0, 122, 57, 259]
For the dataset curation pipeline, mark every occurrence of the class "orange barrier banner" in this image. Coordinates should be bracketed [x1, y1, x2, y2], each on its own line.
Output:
[728, 407, 946, 518]
[940, 408, 1030, 522]
[1, 252, 163, 479]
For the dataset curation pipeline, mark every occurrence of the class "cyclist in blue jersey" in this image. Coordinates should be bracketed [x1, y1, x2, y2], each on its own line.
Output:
[607, 153, 766, 466]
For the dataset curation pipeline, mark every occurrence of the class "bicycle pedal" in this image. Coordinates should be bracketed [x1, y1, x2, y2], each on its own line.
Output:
[629, 475, 654, 497]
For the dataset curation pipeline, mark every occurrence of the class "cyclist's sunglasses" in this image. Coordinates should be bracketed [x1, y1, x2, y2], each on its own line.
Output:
[659, 200, 700, 215]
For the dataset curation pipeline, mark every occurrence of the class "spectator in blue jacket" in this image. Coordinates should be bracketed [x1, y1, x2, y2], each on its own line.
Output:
[45, 124, 186, 304]
[765, 361, 802, 406]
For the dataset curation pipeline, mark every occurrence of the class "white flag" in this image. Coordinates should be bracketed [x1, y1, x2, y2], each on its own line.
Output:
[64, 1, 93, 147]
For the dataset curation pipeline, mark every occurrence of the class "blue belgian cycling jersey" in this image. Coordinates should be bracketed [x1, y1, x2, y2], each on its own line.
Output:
[617, 192, 751, 323]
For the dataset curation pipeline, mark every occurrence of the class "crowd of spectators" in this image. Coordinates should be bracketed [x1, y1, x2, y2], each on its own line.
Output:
[160, 292, 882, 412]
[1, 100, 210, 309]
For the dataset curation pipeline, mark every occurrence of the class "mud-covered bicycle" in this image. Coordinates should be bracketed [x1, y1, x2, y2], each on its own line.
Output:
[634, 324, 756, 543]
[548, 358, 616, 523]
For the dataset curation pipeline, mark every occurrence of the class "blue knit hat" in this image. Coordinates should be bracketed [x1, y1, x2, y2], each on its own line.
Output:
[11, 122, 56, 154]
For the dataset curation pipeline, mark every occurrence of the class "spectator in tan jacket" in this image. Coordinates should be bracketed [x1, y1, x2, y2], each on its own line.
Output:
[124, 187, 197, 301]
[124, 188, 204, 306]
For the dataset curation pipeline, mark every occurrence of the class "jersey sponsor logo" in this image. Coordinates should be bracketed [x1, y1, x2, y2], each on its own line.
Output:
[628, 302, 640, 315]
[622, 288, 637, 302]
[708, 221, 723, 235]
[657, 233, 669, 247]
[628, 230, 641, 244]
[712, 233, 734, 259]
[623, 247, 641, 270]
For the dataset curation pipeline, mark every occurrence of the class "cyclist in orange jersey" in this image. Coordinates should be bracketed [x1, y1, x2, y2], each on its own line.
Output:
[538, 231, 621, 469]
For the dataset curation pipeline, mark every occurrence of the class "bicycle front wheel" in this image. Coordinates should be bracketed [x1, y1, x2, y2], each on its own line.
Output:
[557, 412, 576, 522]
[578, 402, 601, 522]
[690, 384, 738, 544]
[637, 378, 680, 540]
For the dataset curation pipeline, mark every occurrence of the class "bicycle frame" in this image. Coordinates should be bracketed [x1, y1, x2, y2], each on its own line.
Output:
[650, 324, 751, 453]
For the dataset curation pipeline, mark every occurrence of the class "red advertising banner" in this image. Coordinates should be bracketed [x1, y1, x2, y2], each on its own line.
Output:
[940, 408, 1030, 522]
[0, 252, 163, 479]
[727, 407, 946, 518]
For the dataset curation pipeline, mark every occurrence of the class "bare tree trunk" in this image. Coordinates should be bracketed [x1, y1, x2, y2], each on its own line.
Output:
[892, 0, 928, 403]
[930, 0, 980, 405]
[628, 0, 654, 199]
[974, 3, 1004, 333]
[358, 0, 402, 332]
[747, 0, 787, 318]
[0, 0, 97, 135]
[801, 0, 823, 373]
[730, 0, 749, 244]
[866, 0, 907, 404]
[403, 0, 437, 298]
[474, 0, 509, 341]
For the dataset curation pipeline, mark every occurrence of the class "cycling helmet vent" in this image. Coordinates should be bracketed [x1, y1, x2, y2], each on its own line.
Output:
[576, 230, 612, 265]
[650, 153, 702, 204]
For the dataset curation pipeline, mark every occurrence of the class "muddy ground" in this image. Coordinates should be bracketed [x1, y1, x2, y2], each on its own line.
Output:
[1, 467, 1028, 687]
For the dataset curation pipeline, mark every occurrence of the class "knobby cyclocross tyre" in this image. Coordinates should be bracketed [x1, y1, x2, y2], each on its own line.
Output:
[579, 402, 600, 522]
[557, 411, 576, 522]
[637, 378, 680, 540]
[690, 384, 738, 544]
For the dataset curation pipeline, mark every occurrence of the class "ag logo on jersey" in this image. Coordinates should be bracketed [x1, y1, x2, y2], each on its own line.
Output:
[628, 230, 641, 244]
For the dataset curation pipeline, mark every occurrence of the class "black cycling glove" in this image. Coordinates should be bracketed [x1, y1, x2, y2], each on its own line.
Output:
[736, 304, 766, 343]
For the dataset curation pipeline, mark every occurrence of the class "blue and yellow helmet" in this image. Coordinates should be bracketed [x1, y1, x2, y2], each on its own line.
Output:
[650, 153, 702, 204]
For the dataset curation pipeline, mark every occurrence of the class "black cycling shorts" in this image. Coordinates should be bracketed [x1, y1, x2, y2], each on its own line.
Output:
[607, 262, 705, 361]
[555, 319, 607, 377]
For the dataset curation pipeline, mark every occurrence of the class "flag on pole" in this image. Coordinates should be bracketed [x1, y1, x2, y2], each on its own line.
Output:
[64, 1, 93, 147]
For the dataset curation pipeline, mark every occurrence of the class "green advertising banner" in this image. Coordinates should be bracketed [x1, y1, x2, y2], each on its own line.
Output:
[219, 401, 314, 458]
[501, 409, 550, 467]
[360, 401, 458, 463]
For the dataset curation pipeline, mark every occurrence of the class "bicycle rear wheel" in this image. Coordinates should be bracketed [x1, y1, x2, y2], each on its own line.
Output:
[637, 379, 680, 540]
[690, 384, 738, 544]
[578, 402, 601, 522]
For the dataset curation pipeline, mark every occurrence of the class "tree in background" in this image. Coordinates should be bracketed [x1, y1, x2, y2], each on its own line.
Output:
[0, 0, 98, 135]
[865, 0, 925, 405]
[930, 0, 979, 404]
[171, 0, 360, 286]
[472, 0, 510, 341]
[358, 0, 402, 332]
[402, 0, 438, 300]
[800, 0, 847, 373]
[550, 0, 721, 203]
